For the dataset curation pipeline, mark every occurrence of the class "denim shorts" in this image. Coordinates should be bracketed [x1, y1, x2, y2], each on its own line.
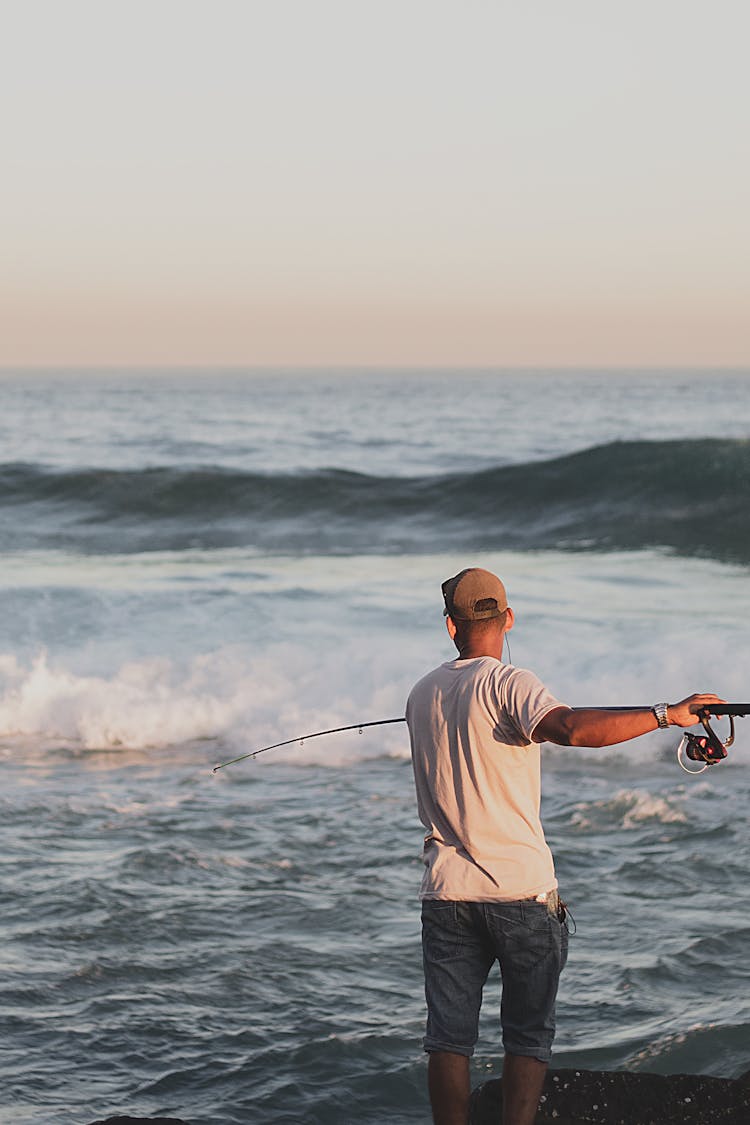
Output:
[421, 898, 568, 1062]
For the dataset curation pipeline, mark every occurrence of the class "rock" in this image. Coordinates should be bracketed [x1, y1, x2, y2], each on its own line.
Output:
[86, 1118, 191, 1124]
[469, 1066, 750, 1124]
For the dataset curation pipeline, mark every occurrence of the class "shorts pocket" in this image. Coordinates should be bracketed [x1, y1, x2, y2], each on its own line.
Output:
[422, 901, 462, 963]
[502, 909, 559, 973]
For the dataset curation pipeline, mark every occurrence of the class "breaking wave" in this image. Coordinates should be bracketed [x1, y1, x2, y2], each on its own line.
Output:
[0, 650, 410, 761]
[569, 788, 689, 832]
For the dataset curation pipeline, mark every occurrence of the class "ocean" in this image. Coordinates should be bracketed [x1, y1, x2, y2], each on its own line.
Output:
[1, 368, 749, 1124]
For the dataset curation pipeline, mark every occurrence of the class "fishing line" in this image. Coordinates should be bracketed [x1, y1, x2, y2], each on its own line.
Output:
[212, 717, 407, 772]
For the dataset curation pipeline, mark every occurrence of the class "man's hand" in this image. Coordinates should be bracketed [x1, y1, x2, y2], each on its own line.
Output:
[667, 693, 726, 727]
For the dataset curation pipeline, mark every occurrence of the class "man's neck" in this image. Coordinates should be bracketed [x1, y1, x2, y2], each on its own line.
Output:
[455, 639, 504, 661]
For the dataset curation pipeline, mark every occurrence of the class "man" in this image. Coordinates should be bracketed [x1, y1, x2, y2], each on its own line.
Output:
[405, 567, 722, 1125]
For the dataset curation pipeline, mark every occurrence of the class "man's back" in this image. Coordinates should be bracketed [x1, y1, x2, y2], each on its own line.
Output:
[406, 655, 561, 902]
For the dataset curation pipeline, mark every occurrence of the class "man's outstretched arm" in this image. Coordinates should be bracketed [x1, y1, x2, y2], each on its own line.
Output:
[533, 693, 725, 747]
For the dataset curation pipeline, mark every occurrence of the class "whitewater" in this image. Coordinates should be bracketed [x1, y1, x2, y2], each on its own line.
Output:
[1, 368, 749, 1124]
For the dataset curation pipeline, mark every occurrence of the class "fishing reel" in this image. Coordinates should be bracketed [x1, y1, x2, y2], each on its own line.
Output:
[677, 709, 734, 775]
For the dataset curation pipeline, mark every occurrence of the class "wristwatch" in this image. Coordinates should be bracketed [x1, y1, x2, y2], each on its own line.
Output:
[652, 702, 669, 729]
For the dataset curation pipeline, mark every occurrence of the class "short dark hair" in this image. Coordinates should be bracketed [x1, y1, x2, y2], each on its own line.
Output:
[451, 609, 508, 647]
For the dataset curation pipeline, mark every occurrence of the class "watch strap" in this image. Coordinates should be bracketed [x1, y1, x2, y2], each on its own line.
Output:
[652, 702, 669, 729]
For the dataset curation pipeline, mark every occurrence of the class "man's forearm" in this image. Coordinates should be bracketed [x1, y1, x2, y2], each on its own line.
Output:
[534, 693, 725, 748]
[542, 707, 658, 747]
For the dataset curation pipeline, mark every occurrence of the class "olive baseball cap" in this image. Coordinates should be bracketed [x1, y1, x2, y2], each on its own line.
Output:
[441, 568, 508, 621]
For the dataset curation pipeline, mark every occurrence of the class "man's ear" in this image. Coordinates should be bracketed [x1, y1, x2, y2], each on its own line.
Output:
[445, 615, 458, 641]
[504, 606, 515, 632]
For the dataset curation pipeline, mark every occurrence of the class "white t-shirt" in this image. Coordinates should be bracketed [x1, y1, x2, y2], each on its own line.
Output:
[406, 656, 564, 902]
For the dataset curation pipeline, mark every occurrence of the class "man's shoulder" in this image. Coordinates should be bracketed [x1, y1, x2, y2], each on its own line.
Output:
[407, 657, 505, 703]
[406, 660, 454, 712]
[407, 661, 451, 698]
[406, 657, 550, 704]
[408, 657, 533, 688]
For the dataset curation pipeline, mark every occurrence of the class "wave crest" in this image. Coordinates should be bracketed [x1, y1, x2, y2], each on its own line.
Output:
[2, 438, 749, 561]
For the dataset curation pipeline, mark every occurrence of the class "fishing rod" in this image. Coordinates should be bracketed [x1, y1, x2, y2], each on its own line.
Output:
[211, 704, 749, 775]
[212, 717, 406, 772]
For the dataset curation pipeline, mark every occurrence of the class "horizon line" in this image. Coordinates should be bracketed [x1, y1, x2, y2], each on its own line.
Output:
[2, 363, 750, 375]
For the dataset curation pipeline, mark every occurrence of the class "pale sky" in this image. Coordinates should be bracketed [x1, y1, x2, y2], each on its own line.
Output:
[2, 0, 749, 366]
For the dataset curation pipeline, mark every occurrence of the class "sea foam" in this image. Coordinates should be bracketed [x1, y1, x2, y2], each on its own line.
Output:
[0, 649, 411, 762]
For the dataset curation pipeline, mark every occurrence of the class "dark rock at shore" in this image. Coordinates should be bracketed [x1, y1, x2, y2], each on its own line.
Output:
[82, 1067, 750, 1125]
[86, 1118, 191, 1124]
[470, 1066, 750, 1124]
